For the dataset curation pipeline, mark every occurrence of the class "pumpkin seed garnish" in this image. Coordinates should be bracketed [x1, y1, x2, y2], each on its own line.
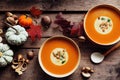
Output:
[94, 16, 113, 34]
[50, 48, 68, 66]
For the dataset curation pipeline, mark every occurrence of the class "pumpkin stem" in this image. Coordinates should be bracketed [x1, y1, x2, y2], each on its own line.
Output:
[25, 14, 30, 18]
[5, 22, 19, 35]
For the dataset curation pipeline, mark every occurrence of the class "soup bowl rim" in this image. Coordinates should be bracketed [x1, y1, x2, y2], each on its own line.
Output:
[38, 35, 81, 78]
[84, 4, 120, 46]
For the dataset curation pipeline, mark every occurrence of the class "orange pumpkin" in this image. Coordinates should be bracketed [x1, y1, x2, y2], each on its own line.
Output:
[18, 15, 33, 28]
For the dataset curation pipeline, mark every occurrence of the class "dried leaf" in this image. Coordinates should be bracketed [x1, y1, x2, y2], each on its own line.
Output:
[55, 12, 72, 28]
[27, 24, 42, 42]
[54, 13, 72, 36]
[30, 6, 42, 18]
[77, 20, 84, 36]
[54, 13, 84, 37]
[71, 21, 84, 37]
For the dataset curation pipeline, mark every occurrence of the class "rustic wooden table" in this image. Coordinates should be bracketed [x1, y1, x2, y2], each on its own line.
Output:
[0, 0, 120, 80]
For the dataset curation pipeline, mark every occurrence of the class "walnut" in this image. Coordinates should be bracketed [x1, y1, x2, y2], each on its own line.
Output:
[12, 54, 29, 75]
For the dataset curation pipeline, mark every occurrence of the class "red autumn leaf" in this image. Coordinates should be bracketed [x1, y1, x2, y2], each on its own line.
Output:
[27, 24, 42, 42]
[30, 6, 42, 18]
[55, 12, 84, 37]
[54, 13, 72, 37]
[71, 22, 84, 37]
[71, 22, 79, 36]
[77, 20, 84, 36]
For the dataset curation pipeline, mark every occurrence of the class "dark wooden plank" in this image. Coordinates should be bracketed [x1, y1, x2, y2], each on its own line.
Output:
[0, 1, 119, 80]
[0, 48, 120, 80]
[0, 0, 120, 11]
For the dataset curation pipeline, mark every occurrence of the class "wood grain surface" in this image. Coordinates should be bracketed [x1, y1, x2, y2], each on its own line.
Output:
[0, 0, 120, 80]
[0, 0, 120, 11]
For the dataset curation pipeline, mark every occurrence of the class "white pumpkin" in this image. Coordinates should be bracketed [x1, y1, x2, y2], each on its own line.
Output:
[0, 43, 14, 67]
[5, 25, 28, 45]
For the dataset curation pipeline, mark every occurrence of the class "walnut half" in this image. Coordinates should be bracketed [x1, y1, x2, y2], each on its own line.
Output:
[12, 54, 28, 75]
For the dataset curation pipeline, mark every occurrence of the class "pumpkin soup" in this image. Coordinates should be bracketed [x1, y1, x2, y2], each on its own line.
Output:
[84, 5, 120, 45]
[39, 36, 80, 77]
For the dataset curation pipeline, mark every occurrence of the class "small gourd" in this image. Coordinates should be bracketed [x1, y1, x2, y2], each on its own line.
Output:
[5, 25, 28, 45]
[18, 15, 33, 28]
[0, 43, 14, 67]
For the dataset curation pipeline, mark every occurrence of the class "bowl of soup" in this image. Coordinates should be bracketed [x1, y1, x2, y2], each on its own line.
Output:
[38, 36, 81, 78]
[84, 4, 120, 45]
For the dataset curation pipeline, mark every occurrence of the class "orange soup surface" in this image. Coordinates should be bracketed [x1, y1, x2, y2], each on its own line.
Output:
[40, 37, 79, 75]
[85, 6, 120, 44]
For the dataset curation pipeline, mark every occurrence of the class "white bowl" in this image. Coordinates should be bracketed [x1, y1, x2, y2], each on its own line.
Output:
[38, 36, 81, 78]
[84, 4, 120, 45]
